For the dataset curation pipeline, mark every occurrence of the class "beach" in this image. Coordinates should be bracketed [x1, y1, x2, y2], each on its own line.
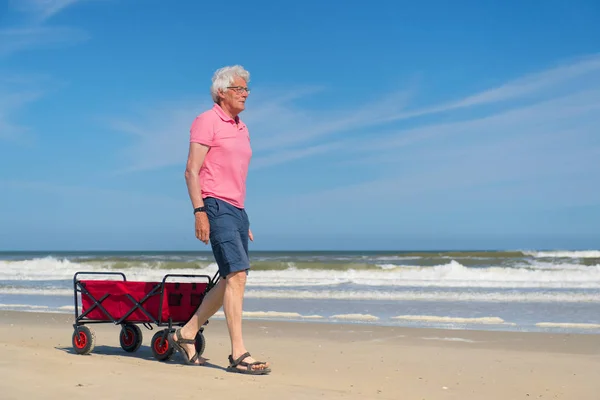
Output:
[1, 310, 599, 399]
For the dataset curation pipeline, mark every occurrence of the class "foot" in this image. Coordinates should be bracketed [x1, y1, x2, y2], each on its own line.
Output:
[171, 328, 206, 365]
[229, 351, 270, 373]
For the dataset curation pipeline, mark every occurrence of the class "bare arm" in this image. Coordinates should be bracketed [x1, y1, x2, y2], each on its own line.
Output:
[184, 142, 210, 209]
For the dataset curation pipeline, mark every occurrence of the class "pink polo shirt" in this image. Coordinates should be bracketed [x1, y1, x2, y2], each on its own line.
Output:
[189, 104, 252, 209]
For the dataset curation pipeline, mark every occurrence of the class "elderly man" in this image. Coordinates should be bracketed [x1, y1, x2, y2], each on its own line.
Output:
[169, 65, 270, 375]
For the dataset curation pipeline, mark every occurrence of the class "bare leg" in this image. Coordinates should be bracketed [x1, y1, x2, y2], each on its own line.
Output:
[172, 278, 226, 364]
[223, 270, 269, 371]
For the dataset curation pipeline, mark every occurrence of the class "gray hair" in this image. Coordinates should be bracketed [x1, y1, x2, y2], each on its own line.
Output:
[210, 65, 250, 103]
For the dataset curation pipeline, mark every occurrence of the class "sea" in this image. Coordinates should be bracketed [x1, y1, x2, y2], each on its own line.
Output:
[1, 250, 599, 334]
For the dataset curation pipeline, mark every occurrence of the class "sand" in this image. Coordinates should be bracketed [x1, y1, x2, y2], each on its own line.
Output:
[0, 310, 599, 399]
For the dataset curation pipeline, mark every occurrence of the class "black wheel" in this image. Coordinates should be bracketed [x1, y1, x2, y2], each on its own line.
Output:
[72, 326, 95, 355]
[195, 329, 206, 356]
[151, 329, 174, 361]
[119, 323, 143, 352]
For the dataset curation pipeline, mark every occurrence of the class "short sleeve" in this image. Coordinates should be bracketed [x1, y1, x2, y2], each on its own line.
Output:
[190, 113, 214, 146]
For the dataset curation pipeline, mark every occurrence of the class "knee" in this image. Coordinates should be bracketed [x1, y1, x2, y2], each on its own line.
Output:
[225, 270, 247, 287]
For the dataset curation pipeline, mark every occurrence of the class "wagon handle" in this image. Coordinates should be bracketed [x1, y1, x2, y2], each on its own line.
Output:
[74, 271, 127, 282]
[161, 273, 220, 291]
[161, 274, 212, 284]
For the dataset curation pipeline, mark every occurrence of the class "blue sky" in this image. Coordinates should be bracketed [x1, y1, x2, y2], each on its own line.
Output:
[1, 0, 599, 251]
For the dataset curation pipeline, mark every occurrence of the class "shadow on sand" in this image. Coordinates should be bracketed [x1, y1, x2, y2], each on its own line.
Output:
[54, 344, 226, 371]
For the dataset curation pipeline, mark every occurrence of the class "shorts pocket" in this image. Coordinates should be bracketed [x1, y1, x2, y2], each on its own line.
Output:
[210, 229, 243, 266]
[205, 198, 219, 219]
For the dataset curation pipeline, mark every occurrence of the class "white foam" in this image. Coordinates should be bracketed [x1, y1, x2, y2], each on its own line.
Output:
[535, 322, 600, 329]
[1, 287, 598, 303]
[330, 313, 380, 321]
[242, 289, 600, 303]
[374, 256, 422, 261]
[0, 288, 72, 296]
[391, 315, 514, 325]
[2, 258, 600, 290]
[243, 260, 600, 289]
[421, 337, 477, 343]
[524, 250, 600, 258]
[243, 311, 303, 318]
[211, 310, 324, 320]
[0, 303, 48, 309]
[0, 257, 218, 281]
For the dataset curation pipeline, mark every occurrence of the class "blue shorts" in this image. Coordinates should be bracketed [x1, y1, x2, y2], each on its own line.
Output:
[204, 197, 250, 279]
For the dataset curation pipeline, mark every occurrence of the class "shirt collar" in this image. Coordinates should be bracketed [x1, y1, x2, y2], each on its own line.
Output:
[212, 103, 240, 124]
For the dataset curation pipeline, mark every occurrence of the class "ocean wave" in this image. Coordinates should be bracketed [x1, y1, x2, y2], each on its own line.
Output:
[212, 310, 325, 319]
[524, 250, 600, 258]
[243, 260, 600, 288]
[241, 289, 600, 303]
[330, 313, 379, 321]
[535, 322, 600, 329]
[391, 315, 514, 325]
[2, 257, 600, 289]
[0, 257, 219, 281]
[2, 287, 597, 303]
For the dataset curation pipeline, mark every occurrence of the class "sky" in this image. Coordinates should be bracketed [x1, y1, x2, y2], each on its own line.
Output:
[0, 0, 599, 251]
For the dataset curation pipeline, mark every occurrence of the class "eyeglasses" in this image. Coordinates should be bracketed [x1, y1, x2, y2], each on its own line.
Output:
[227, 86, 250, 95]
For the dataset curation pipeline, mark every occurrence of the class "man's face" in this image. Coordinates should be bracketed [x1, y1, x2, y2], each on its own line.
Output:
[221, 76, 249, 114]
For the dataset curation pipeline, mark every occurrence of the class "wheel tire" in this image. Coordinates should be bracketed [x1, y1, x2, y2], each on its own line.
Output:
[195, 330, 206, 356]
[119, 323, 143, 352]
[151, 329, 174, 361]
[72, 326, 95, 355]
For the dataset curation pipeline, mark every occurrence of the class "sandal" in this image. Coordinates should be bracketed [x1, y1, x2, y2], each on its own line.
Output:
[226, 352, 271, 375]
[168, 328, 202, 365]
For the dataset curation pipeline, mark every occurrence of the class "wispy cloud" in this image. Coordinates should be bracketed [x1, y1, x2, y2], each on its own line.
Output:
[10, 0, 85, 22]
[247, 89, 413, 152]
[107, 98, 211, 173]
[0, 26, 88, 56]
[274, 128, 599, 223]
[250, 142, 346, 171]
[362, 88, 600, 154]
[1, 0, 92, 57]
[257, 56, 600, 216]
[253, 53, 600, 157]
[109, 88, 413, 172]
[0, 179, 189, 233]
[375, 53, 600, 124]
[0, 91, 41, 141]
[287, 66, 600, 210]
[1, 0, 99, 140]
[0, 179, 185, 206]
[107, 89, 354, 173]
[111, 53, 600, 184]
[0, 74, 52, 141]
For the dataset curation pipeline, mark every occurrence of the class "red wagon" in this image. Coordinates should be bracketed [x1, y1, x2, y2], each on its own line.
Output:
[71, 271, 218, 361]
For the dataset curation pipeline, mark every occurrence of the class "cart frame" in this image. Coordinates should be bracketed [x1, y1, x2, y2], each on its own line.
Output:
[71, 270, 219, 360]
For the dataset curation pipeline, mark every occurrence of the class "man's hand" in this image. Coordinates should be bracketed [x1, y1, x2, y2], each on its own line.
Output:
[195, 213, 210, 244]
[249, 228, 254, 242]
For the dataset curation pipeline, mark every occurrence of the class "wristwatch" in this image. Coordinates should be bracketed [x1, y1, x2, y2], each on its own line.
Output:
[193, 206, 206, 214]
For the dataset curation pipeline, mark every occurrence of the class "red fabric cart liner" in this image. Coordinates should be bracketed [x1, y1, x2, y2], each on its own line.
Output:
[79, 280, 208, 323]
